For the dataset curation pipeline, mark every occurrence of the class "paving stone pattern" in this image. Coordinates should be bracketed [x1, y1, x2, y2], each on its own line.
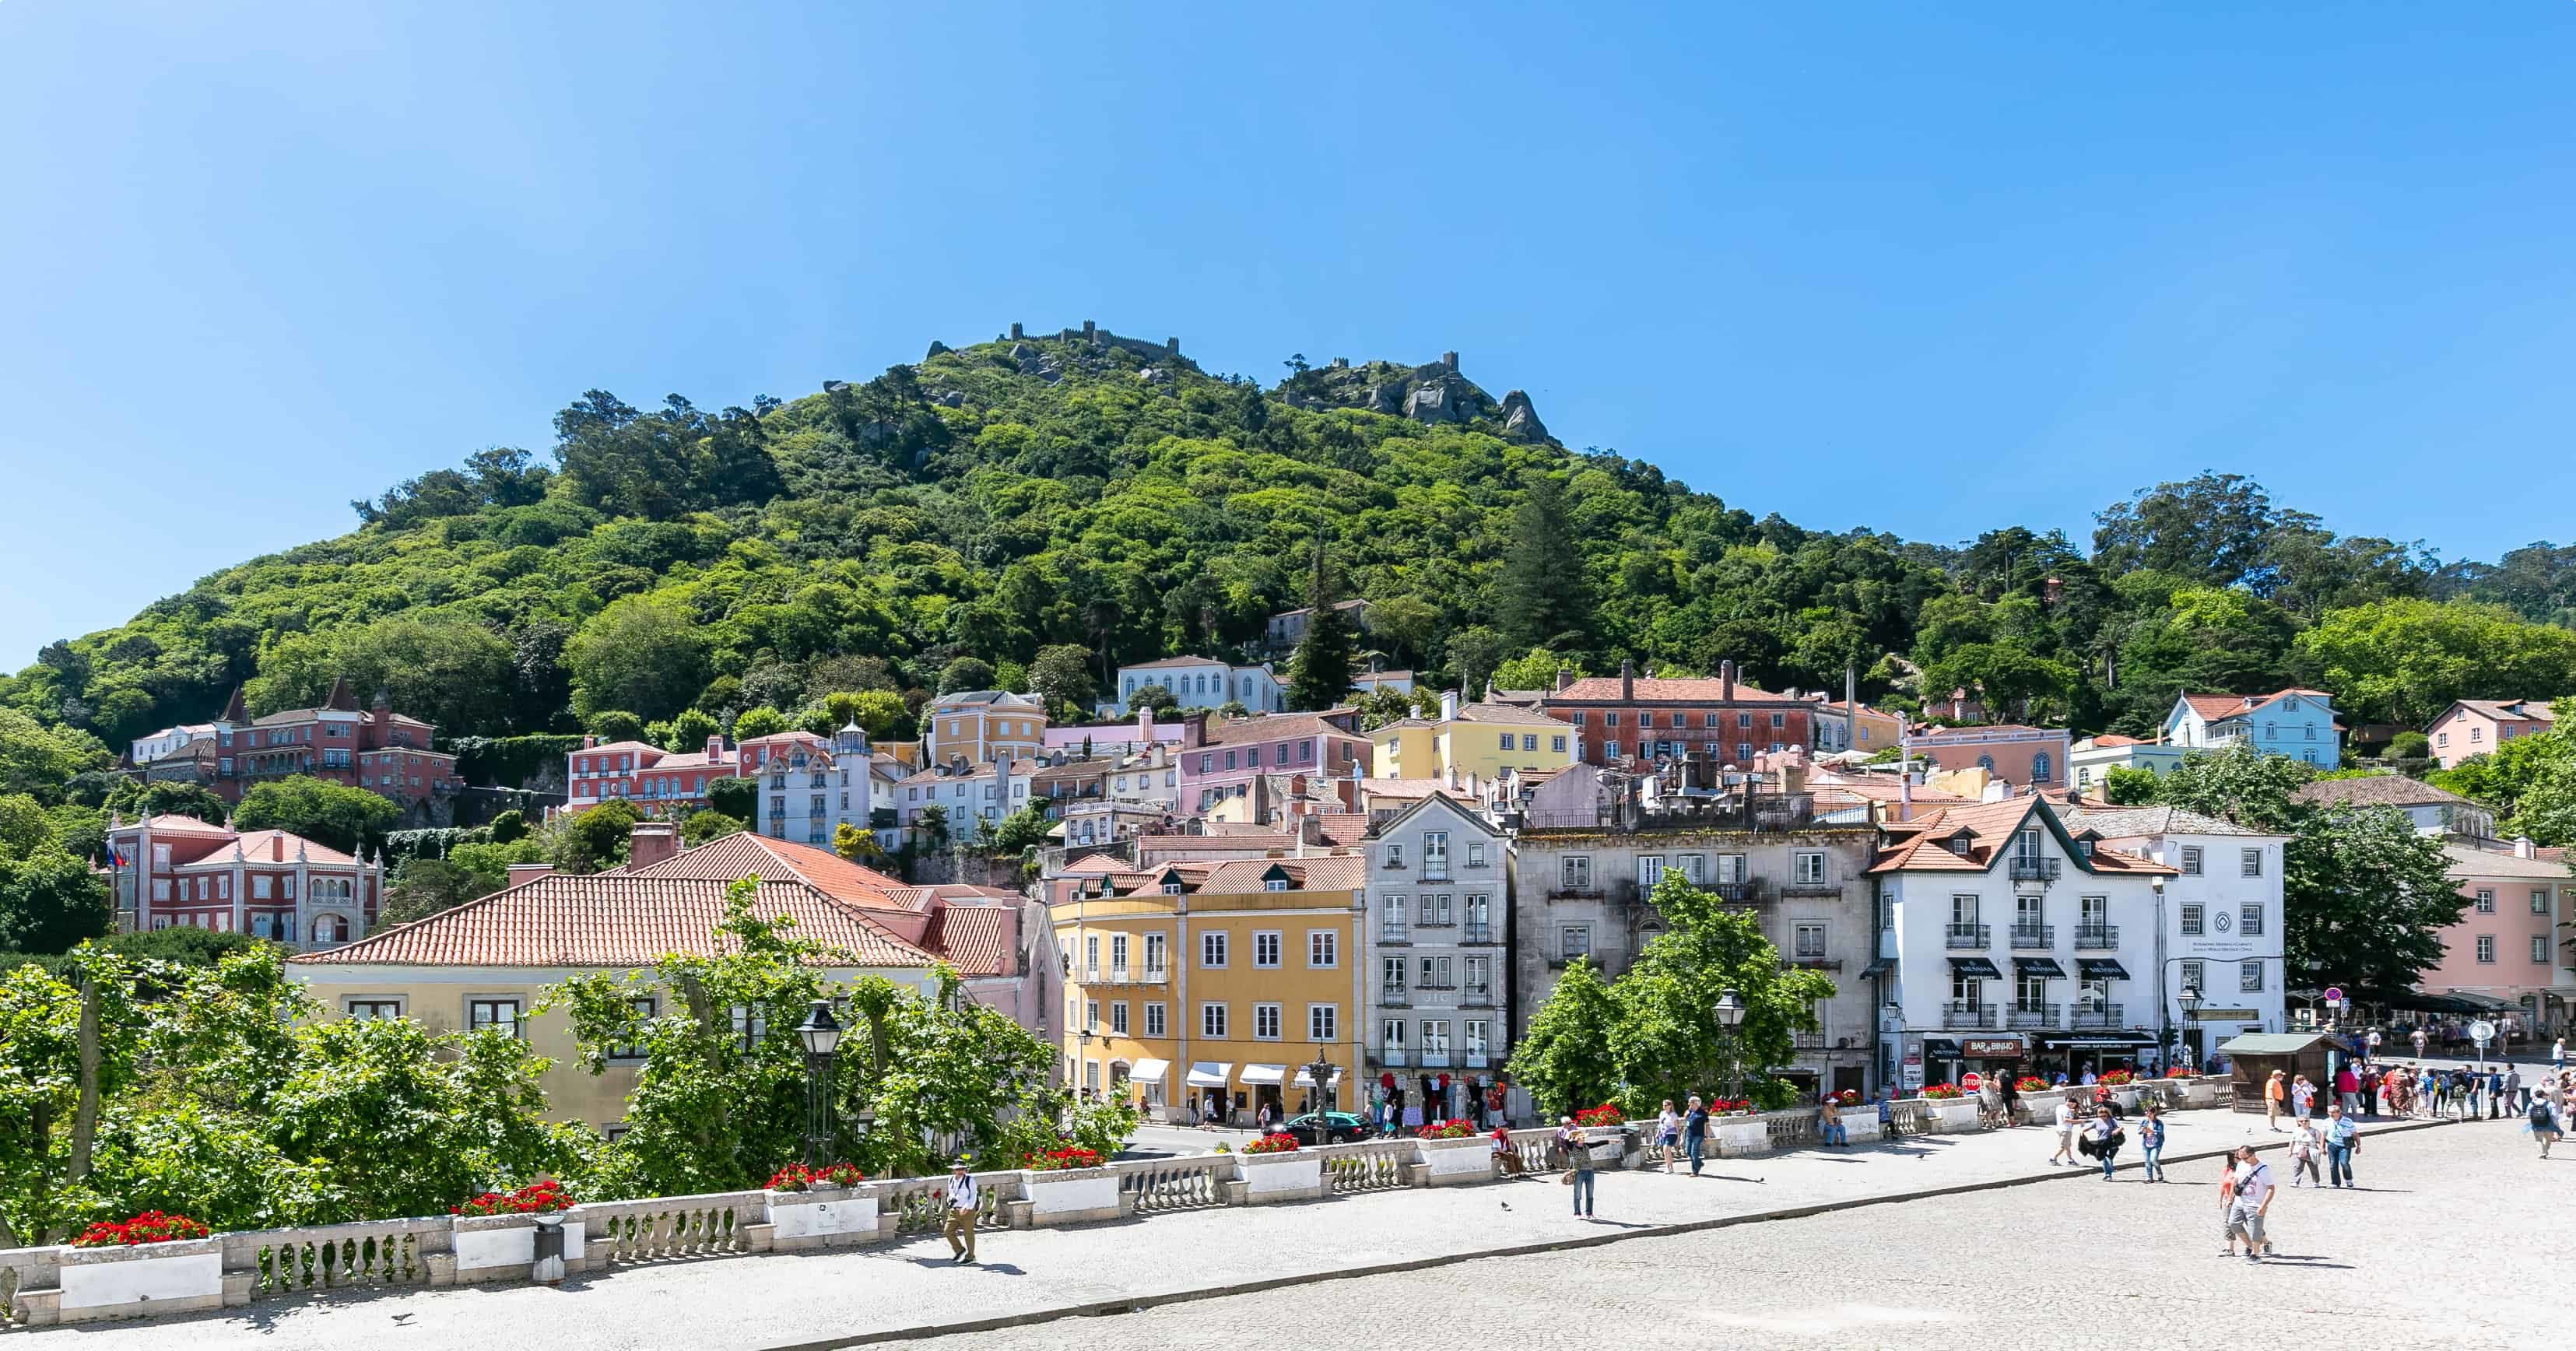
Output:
[12, 1111, 2479, 1351]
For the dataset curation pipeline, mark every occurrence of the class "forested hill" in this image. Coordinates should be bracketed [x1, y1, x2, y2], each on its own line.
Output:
[8, 324, 2576, 769]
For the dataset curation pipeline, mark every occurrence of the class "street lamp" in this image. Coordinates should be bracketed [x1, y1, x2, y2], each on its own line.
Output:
[794, 998, 843, 1165]
[1304, 1047, 1338, 1135]
[1714, 989, 1746, 1106]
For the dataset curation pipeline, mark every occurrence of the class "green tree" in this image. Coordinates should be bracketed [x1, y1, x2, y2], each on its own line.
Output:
[917, 804, 950, 847]
[680, 810, 746, 846]
[938, 658, 996, 694]
[2284, 805, 2468, 991]
[1445, 626, 1506, 698]
[665, 707, 721, 751]
[731, 706, 791, 741]
[2091, 472, 2279, 588]
[1285, 548, 1356, 711]
[0, 795, 51, 861]
[231, 777, 402, 858]
[244, 617, 517, 736]
[488, 809, 530, 845]
[1124, 683, 1178, 716]
[1494, 472, 1590, 652]
[2100, 767, 2162, 805]
[1027, 644, 1097, 717]
[2294, 598, 2576, 728]
[1362, 595, 1441, 668]
[2382, 730, 2430, 760]
[1606, 875, 1832, 1112]
[832, 822, 883, 862]
[0, 711, 111, 803]
[105, 781, 231, 828]
[2148, 745, 2314, 833]
[1491, 648, 1582, 694]
[990, 805, 1052, 858]
[1507, 957, 1621, 1118]
[0, 846, 114, 954]
[705, 777, 757, 820]
[567, 595, 712, 724]
[379, 857, 492, 926]
[1351, 687, 1416, 732]
[546, 798, 638, 874]
[585, 710, 646, 743]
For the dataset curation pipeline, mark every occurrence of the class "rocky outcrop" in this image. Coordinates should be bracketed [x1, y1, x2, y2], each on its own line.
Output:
[1497, 390, 1549, 444]
[924, 339, 951, 359]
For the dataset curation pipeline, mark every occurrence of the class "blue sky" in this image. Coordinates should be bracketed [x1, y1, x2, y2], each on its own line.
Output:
[5, 2, 2572, 665]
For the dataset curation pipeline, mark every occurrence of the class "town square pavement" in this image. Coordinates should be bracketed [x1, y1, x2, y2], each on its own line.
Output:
[21, 1110, 2484, 1351]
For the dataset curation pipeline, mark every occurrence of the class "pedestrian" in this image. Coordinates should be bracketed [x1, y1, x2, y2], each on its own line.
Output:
[1555, 1116, 1596, 1219]
[1999, 1071, 2023, 1127]
[1877, 1086, 1901, 1142]
[2223, 1145, 2275, 1262]
[1683, 1094, 1711, 1176]
[1820, 1092, 1847, 1146]
[1655, 1098, 1680, 1172]
[2555, 1036, 2567, 1072]
[942, 1157, 980, 1265]
[2083, 1104, 2124, 1181]
[2411, 1026, 2429, 1061]
[2504, 1065, 2525, 1116]
[1977, 1073, 2005, 1129]
[2136, 1104, 2167, 1181]
[2287, 1115, 2321, 1188]
[2217, 1153, 2243, 1258]
[1490, 1122, 1522, 1175]
[2049, 1093, 2078, 1166]
[2485, 1065, 2506, 1120]
[2525, 1090, 2562, 1159]
[2334, 1063, 2360, 1117]
[2265, 1069, 2287, 1132]
[2290, 1073, 2315, 1124]
[2367, 1028, 2383, 1062]
[2323, 1104, 2358, 1188]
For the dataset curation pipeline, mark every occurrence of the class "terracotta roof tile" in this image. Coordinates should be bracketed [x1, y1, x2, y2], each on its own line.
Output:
[2293, 775, 2473, 809]
[924, 904, 1015, 976]
[1197, 711, 1363, 746]
[1547, 676, 1796, 704]
[628, 833, 917, 908]
[290, 875, 935, 969]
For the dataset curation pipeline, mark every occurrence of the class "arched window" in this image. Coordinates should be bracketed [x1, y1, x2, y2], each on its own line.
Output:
[311, 914, 348, 944]
[1975, 754, 1996, 772]
[2030, 752, 2051, 782]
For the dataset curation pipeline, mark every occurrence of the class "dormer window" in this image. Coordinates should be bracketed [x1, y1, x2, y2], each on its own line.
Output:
[1948, 834, 1974, 858]
[1264, 879, 1289, 892]
[1160, 881, 1183, 896]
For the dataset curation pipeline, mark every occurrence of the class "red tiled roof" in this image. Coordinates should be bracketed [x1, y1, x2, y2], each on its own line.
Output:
[1195, 854, 1366, 893]
[628, 833, 916, 908]
[290, 875, 937, 968]
[924, 904, 1014, 977]
[1546, 676, 1798, 704]
[1311, 812, 1370, 845]
[1196, 711, 1362, 746]
[1866, 798, 2174, 877]
[121, 812, 233, 836]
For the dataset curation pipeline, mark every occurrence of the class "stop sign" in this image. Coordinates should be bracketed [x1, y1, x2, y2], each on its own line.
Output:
[1960, 1071, 1983, 1092]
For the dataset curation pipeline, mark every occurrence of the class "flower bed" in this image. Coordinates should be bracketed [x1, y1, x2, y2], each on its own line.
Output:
[2164, 1066, 2196, 1078]
[2014, 1076, 2049, 1092]
[1833, 1089, 1862, 1105]
[1705, 1097, 1750, 1114]
[455, 1180, 573, 1216]
[1026, 1146, 1104, 1171]
[767, 1162, 868, 1191]
[1420, 1118, 1474, 1139]
[1573, 1104, 1623, 1127]
[2097, 1069, 2135, 1086]
[70, 1212, 211, 1247]
[1919, 1084, 1964, 1100]
[1241, 1132, 1301, 1154]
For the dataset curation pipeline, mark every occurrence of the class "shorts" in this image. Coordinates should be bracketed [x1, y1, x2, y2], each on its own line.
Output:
[2225, 1202, 2266, 1246]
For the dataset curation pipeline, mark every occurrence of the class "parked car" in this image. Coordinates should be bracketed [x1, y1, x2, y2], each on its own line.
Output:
[1279, 1111, 1369, 1145]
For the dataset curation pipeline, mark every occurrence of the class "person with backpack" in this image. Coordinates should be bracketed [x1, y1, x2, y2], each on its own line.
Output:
[2528, 1090, 2563, 1159]
[2079, 1104, 2125, 1180]
[2136, 1104, 2167, 1181]
[2223, 1146, 2276, 1263]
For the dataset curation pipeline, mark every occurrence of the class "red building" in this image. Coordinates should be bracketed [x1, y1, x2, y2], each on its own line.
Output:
[146, 678, 462, 818]
[564, 734, 735, 816]
[106, 812, 382, 948]
[1536, 660, 1814, 767]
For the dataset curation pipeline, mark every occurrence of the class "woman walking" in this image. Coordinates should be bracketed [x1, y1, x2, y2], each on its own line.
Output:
[2290, 1072, 2316, 1125]
[2083, 1104, 2124, 1181]
[1655, 1098, 1681, 1172]
[2265, 1069, 2287, 1132]
[2136, 1104, 2167, 1182]
[2286, 1114, 2322, 1187]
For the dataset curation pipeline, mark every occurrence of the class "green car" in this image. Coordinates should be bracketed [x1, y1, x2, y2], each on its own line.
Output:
[1279, 1111, 1370, 1145]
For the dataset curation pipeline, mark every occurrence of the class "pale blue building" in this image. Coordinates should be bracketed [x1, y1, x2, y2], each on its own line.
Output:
[2162, 689, 2342, 767]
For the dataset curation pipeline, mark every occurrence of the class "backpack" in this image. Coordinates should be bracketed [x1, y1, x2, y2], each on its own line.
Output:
[2531, 1100, 2554, 1125]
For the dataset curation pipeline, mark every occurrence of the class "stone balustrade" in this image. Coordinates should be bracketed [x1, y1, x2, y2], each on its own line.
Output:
[0, 1080, 2239, 1329]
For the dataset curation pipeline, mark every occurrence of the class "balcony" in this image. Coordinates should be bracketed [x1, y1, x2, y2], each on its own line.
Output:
[1940, 1001, 1998, 1030]
[2009, 857, 2061, 884]
[1416, 917, 1457, 929]
[1788, 952, 1841, 971]
[1378, 925, 1412, 946]
[1381, 988, 1412, 1008]
[1461, 925, 1499, 946]
[1377, 1047, 1408, 1068]
[2069, 1003, 2126, 1029]
[1462, 986, 1494, 1007]
[2073, 925, 2120, 950]
[1547, 949, 1596, 969]
[2008, 924, 2055, 949]
[1711, 879, 1764, 904]
[1780, 876, 1841, 897]
[2008, 1003, 2061, 1030]
[1790, 1030, 1827, 1050]
[1944, 923, 1992, 950]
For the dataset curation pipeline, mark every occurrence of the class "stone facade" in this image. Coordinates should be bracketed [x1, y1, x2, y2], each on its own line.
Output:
[1363, 792, 1511, 1120]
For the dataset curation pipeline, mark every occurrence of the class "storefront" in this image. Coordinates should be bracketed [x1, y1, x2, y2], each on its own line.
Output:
[2033, 1029, 2156, 1082]
[1130, 1058, 1172, 1117]
[1186, 1061, 1232, 1123]
[1241, 1062, 1288, 1122]
[1957, 1034, 2028, 1084]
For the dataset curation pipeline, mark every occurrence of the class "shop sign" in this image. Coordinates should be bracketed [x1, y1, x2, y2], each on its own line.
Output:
[1960, 1038, 2023, 1058]
[2187, 1008, 2259, 1021]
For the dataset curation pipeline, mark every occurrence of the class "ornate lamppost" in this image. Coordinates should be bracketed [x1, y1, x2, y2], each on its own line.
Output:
[794, 998, 844, 1165]
[2174, 984, 2203, 1074]
[1304, 1046, 1339, 1138]
[1714, 988, 1746, 1107]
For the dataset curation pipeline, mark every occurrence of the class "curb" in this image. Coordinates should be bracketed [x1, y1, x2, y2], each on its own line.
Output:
[764, 1115, 2461, 1349]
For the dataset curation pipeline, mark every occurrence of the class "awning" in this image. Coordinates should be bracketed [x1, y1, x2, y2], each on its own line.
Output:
[1948, 956, 2003, 980]
[1184, 1062, 1232, 1087]
[2035, 1029, 2155, 1048]
[1128, 1058, 1170, 1084]
[1292, 1065, 1343, 1087]
[1239, 1063, 1287, 1086]
[1861, 956, 1896, 977]
[2013, 956, 2068, 978]
[2076, 957, 2130, 980]
[2441, 991, 2522, 1013]
[1920, 1037, 1962, 1057]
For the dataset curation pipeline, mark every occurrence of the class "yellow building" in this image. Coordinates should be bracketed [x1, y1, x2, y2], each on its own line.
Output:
[1052, 854, 1364, 1125]
[286, 834, 951, 1132]
[922, 690, 1049, 766]
[1370, 694, 1574, 785]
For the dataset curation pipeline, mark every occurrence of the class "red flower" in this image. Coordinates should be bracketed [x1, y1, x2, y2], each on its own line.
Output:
[2013, 1076, 2049, 1092]
[767, 1163, 868, 1191]
[1024, 1146, 1104, 1170]
[1572, 1104, 1624, 1126]
[2164, 1066, 2195, 1079]
[71, 1212, 212, 1247]
[1920, 1084, 1964, 1100]
[454, 1179, 575, 1216]
[1241, 1132, 1301, 1154]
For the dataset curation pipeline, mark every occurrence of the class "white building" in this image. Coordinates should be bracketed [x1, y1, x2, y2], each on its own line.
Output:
[2061, 804, 2290, 1066]
[1365, 792, 1511, 1122]
[129, 722, 219, 765]
[1108, 657, 1285, 714]
[892, 756, 1037, 842]
[743, 724, 877, 851]
[2069, 735, 2185, 792]
[1874, 796, 2181, 1088]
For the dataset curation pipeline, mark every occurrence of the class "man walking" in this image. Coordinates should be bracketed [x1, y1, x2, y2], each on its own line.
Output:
[2504, 1065, 2524, 1116]
[2223, 1145, 2275, 1263]
[2334, 1064, 2360, 1117]
[1683, 1094, 1710, 1177]
[943, 1158, 980, 1265]
[2485, 1065, 2506, 1119]
[1556, 1116, 1597, 1219]
[2050, 1093, 2078, 1165]
[2323, 1104, 2359, 1188]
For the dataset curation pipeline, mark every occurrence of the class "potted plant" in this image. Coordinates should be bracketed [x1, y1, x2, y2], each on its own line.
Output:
[1915, 1083, 1981, 1132]
[763, 1163, 878, 1248]
[452, 1180, 581, 1283]
[1019, 1147, 1122, 1225]
[56, 1213, 224, 1323]
[1237, 1131, 1326, 1202]
[1413, 1119, 1496, 1183]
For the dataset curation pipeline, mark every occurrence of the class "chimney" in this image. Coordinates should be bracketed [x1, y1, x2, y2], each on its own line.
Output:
[506, 861, 556, 887]
[1180, 712, 1206, 750]
[1844, 661, 1858, 753]
[628, 820, 679, 869]
[1439, 689, 1459, 722]
[1139, 704, 1155, 739]
[1720, 659, 1736, 704]
[2515, 836, 2536, 859]
[1619, 659, 1634, 703]
[582, 734, 598, 749]
[1555, 665, 1574, 693]
[705, 734, 723, 760]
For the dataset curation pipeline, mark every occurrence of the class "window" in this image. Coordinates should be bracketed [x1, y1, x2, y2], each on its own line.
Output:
[468, 998, 522, 1037]
[2016, 971, 2048, 1012]
[1950, 894, 1979, 925]
[1560, 925, 1590, 961]
[1499, 733, 1513, 750]
[1423, 832, 1451, 873]
[1085, 934, 1100, 974]
[2030, 751, 2051, 782]
[2537, 935, 2553, 965]
[1110, 934, 1129, 974]
[1604, 713, 1619, 728]
[1467, 842, 1486, 868]
[2180, 959, 2204, 995]
[609, 996, 656, 1062]
[1253, 932, 1282, 968]
[1385, 843, 1406, 868]
[1382, 954, 1408, 992]
[730, 1004, 766, 1051]
[1308, 931, 1339, 968]
[1254, 1002, 1282, 1040]
[1418, 954, 1453, 988]
[2475, 936, 2496, 964]
[1420, 1020, 1451, 1055]
[2179, 904, 2203, 936]
[1794, 922, 1827, 959]
[1793, 851, 1826, 885]
[1737, 712, 1753, 728]
[1771, 712, 1786, 728]
[1382, 1019, 1407, 1053]
[1084, 1001, 1100, 1032]
[1637, 855, 1665, 888]
[345, 998, 403, 1021]
[2180, 846, 2202, 876]
[1737, 742, 1753, 763]
[1111, 1002, 1129, 1034]
[1144, 1002, 1166, 1036]
[2476, 889, 2496, 914]
[2237, 904, 2263, 937]
[1571, 711, 1587, 726]
[252, 874, 272, 900]
[1465, 1020, 1491, 1059]
[1552, 735, 1567, 753]
[1950, 970, 1981, 1003]
[2240, 847, 2262, 878]
[1309, 1004, 1337, 1041]
[1202, 932, 1228, 968]
[1201, 1002, 1228, 1038]
[2535, 890, 2553, 915]
[1143, 933, 1167, 976]
[2239, 961, 2264, 993]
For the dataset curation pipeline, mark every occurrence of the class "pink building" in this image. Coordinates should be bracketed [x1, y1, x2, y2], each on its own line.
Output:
[106, 812, 382, 948]
[1909, 724, 2070, 791]
[1176, 709, 1369, 812]
[2422, 838, 2575, 1037]
[564, 734, 734, 817]
[2426, 699, 2557, 769]
[142, 679, 462, 816]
